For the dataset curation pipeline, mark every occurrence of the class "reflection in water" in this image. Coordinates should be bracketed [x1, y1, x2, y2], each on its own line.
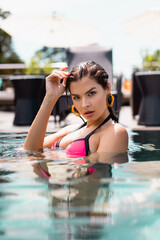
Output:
[126, 161, 160, 179]
[31, 151, 128, 239]
[49, 166, 111, 239]
[0, 132, 129, 240]
[49, 163, 112, 239]
[2, 131, 160, 239]
[130, 131, 160, 162]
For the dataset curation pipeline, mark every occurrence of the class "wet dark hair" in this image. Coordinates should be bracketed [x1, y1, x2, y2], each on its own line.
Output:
[66, 61, 118, 122]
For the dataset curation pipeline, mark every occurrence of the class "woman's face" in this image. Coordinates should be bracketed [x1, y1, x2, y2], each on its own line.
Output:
[70, 76, 110, 122]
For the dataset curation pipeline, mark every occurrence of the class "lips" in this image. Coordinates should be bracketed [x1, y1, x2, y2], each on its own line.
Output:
[84, 111, 94, 117]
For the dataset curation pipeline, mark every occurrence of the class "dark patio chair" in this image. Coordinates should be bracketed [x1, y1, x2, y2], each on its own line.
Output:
[130, 72, 142, 118]
[66, 46, 113, 89]
[134, 71, 160, 126]
[10, 75, 46, 126]
[115, 74, 122, 115]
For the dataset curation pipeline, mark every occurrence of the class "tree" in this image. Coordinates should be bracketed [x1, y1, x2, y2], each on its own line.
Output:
[25, 47, 67, 74]
[142, 49, 160, 71]
[0, 8, 24, 67]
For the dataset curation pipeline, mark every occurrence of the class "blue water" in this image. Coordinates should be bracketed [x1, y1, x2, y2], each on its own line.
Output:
[0, 130, 160, 240]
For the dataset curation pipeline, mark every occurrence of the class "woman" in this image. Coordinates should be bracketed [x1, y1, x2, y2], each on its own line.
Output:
[24, 61, 128, 156]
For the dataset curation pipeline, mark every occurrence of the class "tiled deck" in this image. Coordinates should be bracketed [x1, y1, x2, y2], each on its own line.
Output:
[1, 106, 160, 133]
[119, 106, 160, 131]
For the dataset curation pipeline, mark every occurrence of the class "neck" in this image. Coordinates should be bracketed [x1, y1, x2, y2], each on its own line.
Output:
[86, 109, 111, 128]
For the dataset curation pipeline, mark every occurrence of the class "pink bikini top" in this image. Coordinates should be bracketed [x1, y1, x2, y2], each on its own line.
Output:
[52, 114, 111, 156]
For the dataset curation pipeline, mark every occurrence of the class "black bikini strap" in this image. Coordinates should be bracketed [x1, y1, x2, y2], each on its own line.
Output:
[85, 114, 111, 155]
[56, 122, 87, 148]
[55, 138, 62, 148]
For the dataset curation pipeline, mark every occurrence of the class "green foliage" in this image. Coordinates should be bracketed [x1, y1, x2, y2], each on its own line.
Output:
[36, 46, 67, 63]
[25, 51, 54, 74]
[142, 49, 160, 71]
[0, 9, 66, 75]
[0, 8, 24, 74]
[0, 9, 24, 64]
[25, 47, 66, 74]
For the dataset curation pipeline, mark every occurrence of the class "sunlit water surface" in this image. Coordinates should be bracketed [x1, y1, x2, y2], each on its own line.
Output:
[0, 130, 160, 240]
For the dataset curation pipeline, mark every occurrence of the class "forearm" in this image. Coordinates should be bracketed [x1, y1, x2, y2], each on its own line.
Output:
[24, 94, 58, 150]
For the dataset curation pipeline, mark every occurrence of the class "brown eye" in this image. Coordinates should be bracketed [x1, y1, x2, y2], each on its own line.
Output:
[88, 91, 96, 96]
[73, 96, 80, 100]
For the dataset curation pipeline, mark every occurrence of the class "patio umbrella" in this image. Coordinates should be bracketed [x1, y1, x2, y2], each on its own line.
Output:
[0, 14, 102, 47]
[123, 9, 160, 41]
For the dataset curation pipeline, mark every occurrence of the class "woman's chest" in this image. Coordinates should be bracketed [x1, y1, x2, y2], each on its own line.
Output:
[59, 128, 100, 153]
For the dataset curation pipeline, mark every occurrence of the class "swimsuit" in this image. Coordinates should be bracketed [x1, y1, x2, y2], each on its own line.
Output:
[52, 114, 111, 156]
[38, 116, 111, 179]
[38, 163, 51, 179]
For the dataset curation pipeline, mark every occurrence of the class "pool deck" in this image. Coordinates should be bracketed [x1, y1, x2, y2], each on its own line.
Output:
[1, 106, 160, 133]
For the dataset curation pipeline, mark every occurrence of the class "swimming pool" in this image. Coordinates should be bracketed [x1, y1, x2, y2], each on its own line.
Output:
[0, 130, 160, 240]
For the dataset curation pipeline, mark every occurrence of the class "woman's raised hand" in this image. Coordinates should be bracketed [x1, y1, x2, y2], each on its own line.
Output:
[45, 66, 69, 98]
[24, 66, 70, 151]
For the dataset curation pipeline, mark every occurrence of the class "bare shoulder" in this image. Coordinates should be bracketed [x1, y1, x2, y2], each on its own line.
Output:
[97, 123, 128, 153]
[112, 123, 128, 138]
[102, 122, 128, 136]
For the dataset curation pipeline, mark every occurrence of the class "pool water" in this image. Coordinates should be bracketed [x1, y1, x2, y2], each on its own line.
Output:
[0, 130, 160, 240]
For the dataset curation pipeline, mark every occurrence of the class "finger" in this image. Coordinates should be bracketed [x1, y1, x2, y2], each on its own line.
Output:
[59, 66, 68, 71]
[53, 71, 66, 79]
[54, 70, 68, 76]
[59, 73, 68, 80]
[63, 74, 70, 86]
[55, 71, 69, 81]
[63, 72, 70, 76]
[48, 72, 60, 79]
[46, 72, 62, 82]
[62, 77, 67, 87]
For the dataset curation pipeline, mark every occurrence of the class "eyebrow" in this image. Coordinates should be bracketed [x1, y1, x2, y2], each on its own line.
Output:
[71, 87, 96, 96]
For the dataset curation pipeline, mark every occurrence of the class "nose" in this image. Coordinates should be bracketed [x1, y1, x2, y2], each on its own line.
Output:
[82, 97, 90, 108]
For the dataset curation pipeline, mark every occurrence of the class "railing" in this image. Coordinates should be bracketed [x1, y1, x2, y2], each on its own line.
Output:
[0, 62, 67, 78]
